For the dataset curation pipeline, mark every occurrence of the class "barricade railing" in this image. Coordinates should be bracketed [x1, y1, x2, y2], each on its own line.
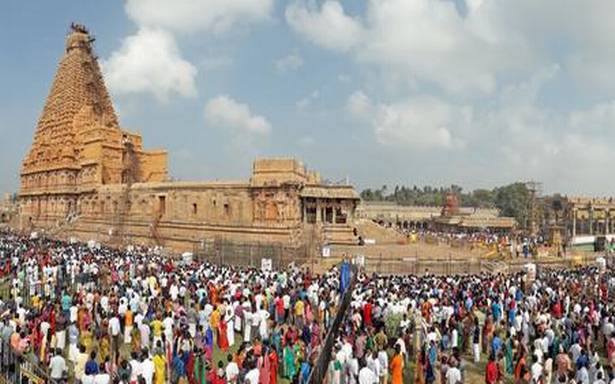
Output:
[0, 340, 49, 384]
[307, 263, 357, 384]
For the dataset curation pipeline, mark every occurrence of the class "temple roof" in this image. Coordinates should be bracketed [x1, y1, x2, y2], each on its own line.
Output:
[22, 23, 119, 173]
[300, 185, 360, 200]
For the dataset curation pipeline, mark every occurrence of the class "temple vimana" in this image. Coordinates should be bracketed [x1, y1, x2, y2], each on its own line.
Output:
[18, 24, 360, 252]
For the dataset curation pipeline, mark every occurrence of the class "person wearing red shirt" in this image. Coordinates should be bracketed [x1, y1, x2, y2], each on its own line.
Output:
[485, 355, 499, 384]
[552, 301, 562, 319]
[269, 347, 279, 384]
[363, 299, 373, 328]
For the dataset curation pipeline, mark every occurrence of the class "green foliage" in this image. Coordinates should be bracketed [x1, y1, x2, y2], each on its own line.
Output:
[493, 182, 530, 227]
[360, 182, 531, 223]
[384, 313, 404, 338]
[360, 184, 497, 208]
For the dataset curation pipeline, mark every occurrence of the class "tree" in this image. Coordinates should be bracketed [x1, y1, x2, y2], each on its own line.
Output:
[359, 182, 529, 227]
[493, 183, 530, 226]
[360, 189, 375, 201]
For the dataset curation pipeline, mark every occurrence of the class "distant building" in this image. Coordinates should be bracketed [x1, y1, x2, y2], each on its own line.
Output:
[357, 196, 516, 233]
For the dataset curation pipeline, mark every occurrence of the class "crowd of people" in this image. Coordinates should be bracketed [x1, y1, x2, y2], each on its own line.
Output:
[0, 232, 347, 383]
[391, 224, 550, 258]
[0, 230, 613, 384]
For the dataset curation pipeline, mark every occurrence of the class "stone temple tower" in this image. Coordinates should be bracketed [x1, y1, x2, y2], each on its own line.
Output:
[19, 24, 167, 226]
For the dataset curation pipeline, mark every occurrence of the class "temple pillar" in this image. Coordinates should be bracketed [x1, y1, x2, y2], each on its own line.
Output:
[605, 211, 609, 235]
[332, 203, 337, 224]
[589, 207, 594, 235]
[316, 199, 321, 223]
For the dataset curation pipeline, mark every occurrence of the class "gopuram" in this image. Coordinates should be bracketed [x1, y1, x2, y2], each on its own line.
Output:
[17, 24, 360, 253]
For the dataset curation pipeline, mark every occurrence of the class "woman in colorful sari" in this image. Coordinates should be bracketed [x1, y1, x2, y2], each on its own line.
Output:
[310, 322, 320, 351]
[283, 341, 297, 379]
[39, 329, 52, 364]
[482, 316, 494, 354]
[294, 341, 305, 372]
[81, 325, 93, 352]
[505, 333, 514, 375]
[269, 345, 279, 384]
[130, 325, 141, 353]
[210, 305, 221, 345]
[173, 351, 188, 384]
[298, 357, 310, 384]
[271, 327, 282, 357]
[98, 330, 111, 363]
[153, 349, 167, 384]
[414, 349, 426, 384]
[204, 325, 214, 361]
[184, 346, 196, 384]
[218, 318, 229, 352]
[193, 348, 208, 384]
[258, 345, 272, 384]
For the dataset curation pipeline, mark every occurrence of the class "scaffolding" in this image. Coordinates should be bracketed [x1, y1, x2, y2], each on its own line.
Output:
[110, 138, 139, 246]
[525, 181, 543, 235]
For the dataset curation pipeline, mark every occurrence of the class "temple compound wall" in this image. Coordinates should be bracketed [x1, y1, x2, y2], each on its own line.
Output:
[17, 25, 359, 252]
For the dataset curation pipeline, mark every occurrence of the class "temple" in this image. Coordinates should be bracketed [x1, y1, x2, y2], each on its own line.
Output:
[18, 24, 360, 253]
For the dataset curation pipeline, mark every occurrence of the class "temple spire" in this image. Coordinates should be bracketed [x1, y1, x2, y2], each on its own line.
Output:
[22, 23, 119, 173]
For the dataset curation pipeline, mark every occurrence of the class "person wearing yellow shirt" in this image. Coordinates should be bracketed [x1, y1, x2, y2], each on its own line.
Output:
[153, 349, 167, 384]
[294, 299, 305, 329]
[31, 295, 41, 311]
[210, 306, 221, 344]
[150, 316, 164, 346]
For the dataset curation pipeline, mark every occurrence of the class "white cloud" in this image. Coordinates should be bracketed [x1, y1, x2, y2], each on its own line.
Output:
[204, 95, 271, 136]
[286, 0, 615, 97]
[296, 90, 319, 109]
[125, 0, 274, 35]
[286, 1, 363, 52]
[348, 91, 467, 149]
[286, 0, 532, 94]
[347, 91, 373, 119]
[104, 0, 274, 99]
[275, 54, 304, 72]
[102, 28, 197, 101]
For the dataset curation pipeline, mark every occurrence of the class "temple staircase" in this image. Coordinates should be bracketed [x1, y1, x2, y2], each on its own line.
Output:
[354, 219, 406, 244]
[322, 224, 357, 245]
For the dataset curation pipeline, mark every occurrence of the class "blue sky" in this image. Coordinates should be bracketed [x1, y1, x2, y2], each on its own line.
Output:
[2, 1, 615, 196]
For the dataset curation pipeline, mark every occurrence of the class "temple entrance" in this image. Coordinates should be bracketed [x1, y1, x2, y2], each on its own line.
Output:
[157, 196, 166, 218]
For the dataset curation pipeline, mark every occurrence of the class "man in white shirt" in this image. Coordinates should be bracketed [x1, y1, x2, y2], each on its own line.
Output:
[108, 314, 121, 356]
[49, 348, 67, 381]
[530, 357, 543, 384]
[129, 353, 143, 384]
[225, 354, 239, 383]
[140, 352, 155, 384]
[365, 351, 380, 379]
[377, 349, 388, 384]
[445, 361, 462, 384]
[358, 364, 378, 384]
[245, 364, 260, 384]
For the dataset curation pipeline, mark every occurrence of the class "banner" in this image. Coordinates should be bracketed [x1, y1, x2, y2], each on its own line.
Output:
[261, 258, 272, 271]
